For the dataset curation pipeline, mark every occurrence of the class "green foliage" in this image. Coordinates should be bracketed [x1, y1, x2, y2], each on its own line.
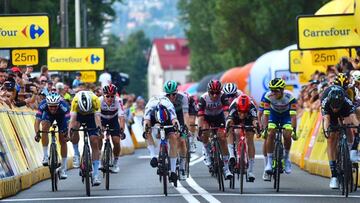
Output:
[178, 0, 329, 80]
[106, 31, 151, 97]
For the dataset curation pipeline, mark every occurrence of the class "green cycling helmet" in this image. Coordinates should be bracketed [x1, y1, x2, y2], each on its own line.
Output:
[164, 80, 178, 94]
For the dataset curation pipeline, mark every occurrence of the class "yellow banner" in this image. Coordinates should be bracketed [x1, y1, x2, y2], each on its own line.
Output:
[0, 15, 49, 48]
[80, 71, 97, 83]
[47, 48, 105, 71]
[11, 49, 38, 66]
[297, 14, 360, 49]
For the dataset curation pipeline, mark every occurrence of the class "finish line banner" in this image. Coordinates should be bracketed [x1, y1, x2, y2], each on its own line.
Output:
[296, 14, 360, 50]
[47, 48, 105, 71]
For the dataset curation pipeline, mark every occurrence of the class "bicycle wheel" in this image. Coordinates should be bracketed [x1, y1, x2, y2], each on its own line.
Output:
[354, 163, 359, 192]
[49, 143, 58, 192]
[160, 145, 168, 196]
[274, 142, 282, 192]
[186, 136, 191, 178]
[341, 141, 351, 197]
[239, 143, 245, 194]
[83, 144, 91, 196]
[215, 141, 224, 192]
[105, 142, 111, 190]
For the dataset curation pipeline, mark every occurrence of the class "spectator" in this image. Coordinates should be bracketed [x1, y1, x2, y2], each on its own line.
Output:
[0, 69, 6, 86]
[40, 65, 49, 79]
[0, 58, 8, 69]
[72, 72, 82, 88]
[98, 68, 112, 88]
[25, 65, 33, 78]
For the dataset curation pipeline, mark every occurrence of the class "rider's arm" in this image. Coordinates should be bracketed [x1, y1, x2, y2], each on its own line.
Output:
[181, 94, 190, 127]
[68, 99, 78, 134]
[197, 96, 206, 127]
[221, 94, 230, 117]
[290, 98, 297, 129]
[34, 100, 46, 133]
[321, 98, 331, 136]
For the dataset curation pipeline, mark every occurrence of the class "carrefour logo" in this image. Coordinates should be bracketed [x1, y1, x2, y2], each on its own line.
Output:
[21, 24, 44, 39]
[85, 54, 101, 64]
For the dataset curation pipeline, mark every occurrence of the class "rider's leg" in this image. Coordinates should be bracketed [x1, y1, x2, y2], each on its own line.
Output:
[90, 134, 100, 175]
[188, 115, 197, 151]
[59, 132, 68, 170]
[40, 121, 50, 160]
[227, 131, 235, 159]
[112, 136, 121, 158]
[169, 133, 178, 173]
[327, 132, 339, 178]
[201, 122, 211, 165]
[246, 131, 255, 171]
[265, 123, 276, 172]
[177, 135, 187, 171]
[71, 125, 80, 157]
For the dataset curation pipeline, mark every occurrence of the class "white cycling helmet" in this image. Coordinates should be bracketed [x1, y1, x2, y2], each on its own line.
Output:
[78, 91, 92, 112]
[223, 83, 238, 95]
[352, 70, 360, 82]
[46, 92, 61, 106]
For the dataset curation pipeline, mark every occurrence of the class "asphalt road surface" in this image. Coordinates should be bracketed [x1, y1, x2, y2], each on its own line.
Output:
[2, 141, 360, 203]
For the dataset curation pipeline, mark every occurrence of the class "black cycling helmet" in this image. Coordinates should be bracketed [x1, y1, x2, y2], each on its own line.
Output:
[328, 87, 345, 109]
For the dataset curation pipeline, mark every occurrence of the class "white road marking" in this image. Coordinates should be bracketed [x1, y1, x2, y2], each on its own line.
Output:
[138, 155, 151, 159]
[186, 175, 221, 203]
[190, 154, 199, 162]
[189, 156, 204, 166]
[255, 154, 264, 159]
[175, 181, 200, 203]
[3, 193, 360, 202]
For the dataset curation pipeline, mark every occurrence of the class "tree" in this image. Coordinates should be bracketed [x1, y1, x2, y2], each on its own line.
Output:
[178, 0, 329, 80]
[105, 31, 151, 96]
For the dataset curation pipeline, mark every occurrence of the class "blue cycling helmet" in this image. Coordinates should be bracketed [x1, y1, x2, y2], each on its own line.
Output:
[155, 104, 170, 124]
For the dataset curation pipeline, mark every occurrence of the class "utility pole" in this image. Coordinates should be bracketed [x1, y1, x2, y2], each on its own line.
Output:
[75, 0, 81, 47]
[60, 0, 69, 48]
[4, 0, 9, 14]
[83, 0, 88, 47]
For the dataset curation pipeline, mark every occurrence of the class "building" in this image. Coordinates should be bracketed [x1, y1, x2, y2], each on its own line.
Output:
[147, 38, 190, 97]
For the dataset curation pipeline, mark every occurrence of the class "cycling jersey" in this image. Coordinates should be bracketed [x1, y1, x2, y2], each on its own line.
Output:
[163, 92, 188, 126]
[70, 91, 101, 116]
[258, 92, 267, 113]
[263, 90, 297, 115]
[144, 96, 177, 121]
[321, 86, 354, 125]
[99, 96, 125, 120]
[36, 99, 70, 133]
[198, 92, 229, 116]
[188, 95, 198, 116]
[228, 97, 257, 124]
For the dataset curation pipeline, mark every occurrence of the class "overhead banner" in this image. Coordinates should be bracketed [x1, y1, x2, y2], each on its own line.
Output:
[0, 15, 50, 48]
[297, 14, 360, 49]
[11, 49, 38, 65]
[47, 48, 105, 71]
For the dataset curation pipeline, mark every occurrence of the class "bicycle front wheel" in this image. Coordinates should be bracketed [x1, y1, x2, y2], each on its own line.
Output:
[49, 143, 58, 192]
[215, 141, 224, 192]
[274, 142, 282, 192]
[83, 144, 91, 196]
[104, 142, 112, 190]
[341, 141, 351, 197]
[186, 136, 191, 178]
[239, 143, 245, 194]
[160, 145, 168, 196]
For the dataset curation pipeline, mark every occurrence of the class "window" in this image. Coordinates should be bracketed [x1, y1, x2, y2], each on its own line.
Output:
[164, 43, 176, 51]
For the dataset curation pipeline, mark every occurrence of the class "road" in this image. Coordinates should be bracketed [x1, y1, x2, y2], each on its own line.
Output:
[1, 141, 360, 203]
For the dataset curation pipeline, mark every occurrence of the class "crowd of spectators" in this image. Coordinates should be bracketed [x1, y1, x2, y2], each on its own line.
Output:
[297, 53, 360, 115]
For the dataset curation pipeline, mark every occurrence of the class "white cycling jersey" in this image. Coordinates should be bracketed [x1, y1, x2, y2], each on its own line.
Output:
[144, 96, 177, 121]
[99, 96, 125, 119]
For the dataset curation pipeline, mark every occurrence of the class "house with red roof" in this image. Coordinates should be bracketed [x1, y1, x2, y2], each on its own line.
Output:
[147, 38, 190, 97]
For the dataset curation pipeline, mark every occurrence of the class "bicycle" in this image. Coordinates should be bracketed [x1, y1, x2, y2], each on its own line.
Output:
[147, 123, 178, 196]
[179, 125, 191, 179]
[71, 123, 99, 196]
[199, 126, 225, 192]
[101, 124, 115, 190]
[227, 124, 255, 194]
[328, 123, 359, 197]
[38, 124, 61, 192]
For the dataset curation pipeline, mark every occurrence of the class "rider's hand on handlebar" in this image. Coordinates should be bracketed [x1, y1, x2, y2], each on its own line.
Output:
[291, 128, 298, 141]
[34, 131, 41, 142]
[120, 128, 126, 140]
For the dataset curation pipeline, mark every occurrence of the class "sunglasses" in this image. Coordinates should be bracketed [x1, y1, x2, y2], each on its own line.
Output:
[166, 93, 177, 97]
[227, 93, 237, 98]
[40, 80, 47, 84]
[209, 91, 220, 96]
[105, 95, 115, 98]
[270, 89, 282, 93]
[48, 105, 58, 108]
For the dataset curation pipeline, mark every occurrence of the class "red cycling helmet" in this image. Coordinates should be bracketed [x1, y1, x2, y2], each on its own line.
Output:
[236, 94, 251, 112]
[207, 80, 222, 93]
[103, 84, 118, 95]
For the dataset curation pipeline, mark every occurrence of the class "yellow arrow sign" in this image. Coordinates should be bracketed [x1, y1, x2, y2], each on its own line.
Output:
[297, 14, 360, 49]
[0, 15, 49, 48]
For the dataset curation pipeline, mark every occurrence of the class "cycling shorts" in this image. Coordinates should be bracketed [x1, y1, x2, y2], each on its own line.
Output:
[41, 112, 69, 134]
[77, 113, 99, 136]
[268, 110, 291, 129]
[204, 112, 225, 128]
[101, 116, 120, 136]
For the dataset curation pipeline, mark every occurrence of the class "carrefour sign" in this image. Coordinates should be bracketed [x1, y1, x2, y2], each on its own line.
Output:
[297, 14, 360, 49]
[0, 15, 50, 48]
[47, 48, 105, 71]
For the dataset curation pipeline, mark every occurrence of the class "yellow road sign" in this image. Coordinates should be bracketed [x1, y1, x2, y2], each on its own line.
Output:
[297, 14, 360, 49]
[11, 49, 38, 65]
[47, 48, 105, 71]
[0, 15, 49, 48]
[80, 71, 97, 83]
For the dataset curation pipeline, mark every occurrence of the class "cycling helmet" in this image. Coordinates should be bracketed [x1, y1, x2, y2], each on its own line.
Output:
[223, 83, 238, 95]
[46, 92, 61, 106]
[328, 87, 345, 109]
[103, 84, 118, 95]
[352, 70, 360, 82]
[155, 104, 170, 124]
[207, 80, 222, 93]
[333, 73, 349, 89]
[236, 94, 251, 112]
[78, 91, 93, 113]
[268, 78, 286, 89]
[164, 80, 178, 94]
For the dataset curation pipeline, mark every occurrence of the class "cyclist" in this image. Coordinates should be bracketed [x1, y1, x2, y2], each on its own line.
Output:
[225, 93, 259, 181]
[258, 92, 270, 181]
[263, 78, 297, 175]
[223, 83, 242, 104]
[143, 96, 180, 183]
[34, 92, 70, 179]
[68, 91, 102, 186]
[351, 70, 360, 118]
[198, 80, 232, 179]
[321, 85, 360, 189]
[185, 92, 198, 153]
[99, 84, 126, 173]
[163, 80, 190, 180]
